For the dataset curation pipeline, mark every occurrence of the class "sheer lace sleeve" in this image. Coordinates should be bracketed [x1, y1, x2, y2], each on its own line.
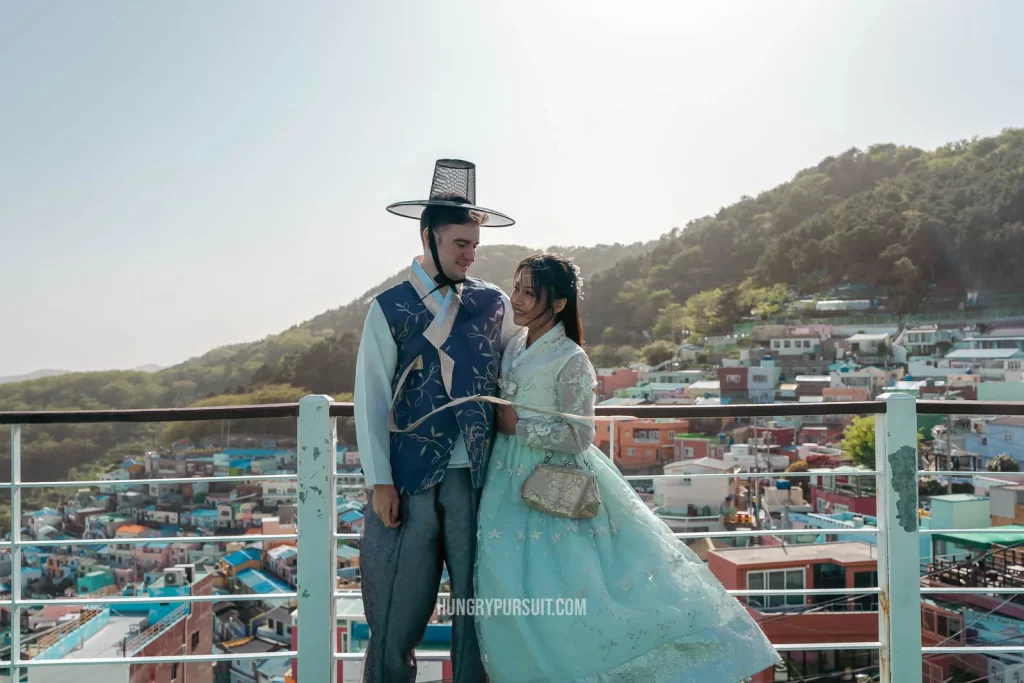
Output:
[515, 350, 597, 452]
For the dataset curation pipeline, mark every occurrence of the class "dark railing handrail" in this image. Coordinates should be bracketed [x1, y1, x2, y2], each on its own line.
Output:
[0, 403, 300, 425]
[3, 398, 1024, 425]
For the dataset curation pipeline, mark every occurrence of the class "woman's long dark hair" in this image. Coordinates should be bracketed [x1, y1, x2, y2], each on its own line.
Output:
[515, 253, 585, 346]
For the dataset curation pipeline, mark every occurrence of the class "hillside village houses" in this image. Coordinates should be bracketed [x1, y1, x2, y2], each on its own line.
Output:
[592, 319, 1024, 476]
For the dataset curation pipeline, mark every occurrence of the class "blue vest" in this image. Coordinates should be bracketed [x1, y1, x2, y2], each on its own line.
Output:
[376, 278, 505, 495]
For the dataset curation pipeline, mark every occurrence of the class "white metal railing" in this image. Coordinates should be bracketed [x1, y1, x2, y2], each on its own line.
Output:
[4, 394, 1024, 681]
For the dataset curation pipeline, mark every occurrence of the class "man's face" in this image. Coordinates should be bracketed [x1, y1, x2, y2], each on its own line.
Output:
[426, 222, 480, 280]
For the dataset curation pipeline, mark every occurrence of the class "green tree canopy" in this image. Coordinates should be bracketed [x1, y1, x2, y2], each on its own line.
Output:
[640, 340, 678, 366]
[987, 454, 1020, 472]
[840, 415, 925, 469]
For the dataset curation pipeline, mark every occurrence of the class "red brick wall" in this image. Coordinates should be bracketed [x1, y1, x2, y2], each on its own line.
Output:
[675, 438, 711, 461]
[717, 367, 748, 393]
[131, 573, 214, 683]
[809, 488, 877, 516]
[752, 426, 795, 448]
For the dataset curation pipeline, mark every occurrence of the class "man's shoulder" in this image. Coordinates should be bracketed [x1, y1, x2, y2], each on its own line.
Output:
[463, 277, 505, 298]
[375, 280, 417, 304]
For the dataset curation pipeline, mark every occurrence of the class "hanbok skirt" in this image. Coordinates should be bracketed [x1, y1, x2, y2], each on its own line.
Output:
[474, 433, 782, 682]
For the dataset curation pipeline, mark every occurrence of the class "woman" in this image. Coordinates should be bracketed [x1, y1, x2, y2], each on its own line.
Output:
[474, 253, 781, 682]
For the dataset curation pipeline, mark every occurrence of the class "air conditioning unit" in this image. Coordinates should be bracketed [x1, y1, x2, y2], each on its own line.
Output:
[163, 568, 187, 587]
[176, 563, 197, 584]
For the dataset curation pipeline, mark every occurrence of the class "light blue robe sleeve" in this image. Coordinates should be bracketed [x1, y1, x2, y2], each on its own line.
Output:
[353, 300, 397, 488]
[514, 350, 598, 453]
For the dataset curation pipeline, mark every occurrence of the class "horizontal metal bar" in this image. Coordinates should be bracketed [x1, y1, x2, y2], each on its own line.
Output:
[334, 527, 877, 542]
[0, 588, 897, 610]
[923, 645, 1024, 654]
[921, 586, 1024, 595]
[729, 587, 881, 596]
[329, 470, 879, 481]
[917, 399, 1024, 416]
[672, 527, 878, 540]
[918, 527, 1024, 536]
[11, 651, 297, 667]
[20, 533, 296, 547]
[594, 401, 886, 418]
[329, 400, 887, 419]
[333, 587, 880, 600]
[621, 470, 879, 480]
[13, 592, 298, 607]
[334, 642, 882, 659]
[0, 403, 300, 425]
[920, 471, 995, 477]
[8, 473, 298, 488]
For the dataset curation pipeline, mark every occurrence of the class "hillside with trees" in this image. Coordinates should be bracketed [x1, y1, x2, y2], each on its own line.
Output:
[3, 127, 1024, 480]
[583, 127, 1024, 353]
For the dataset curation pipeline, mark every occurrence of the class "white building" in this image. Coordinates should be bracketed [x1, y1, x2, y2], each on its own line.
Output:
[843, 332, 890, 356]
[655, 459, 740, 534]
[769, 333, 824, 357]
[831, 366, 903, 396]
[261, 477, 298, 507]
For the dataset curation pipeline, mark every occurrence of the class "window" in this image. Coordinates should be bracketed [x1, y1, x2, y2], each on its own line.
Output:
[627, 448, 635, 456]
[680, 477, 692, 486]
[752, 374, 767, 383]
[726, 374, 740, 384]
[772, 340, 781, 349]
[746, 569, 805, 609]
[192, 631, 200, 651]
[784, 341, 792, 348]
[684, 447, 694, 458]
[667, 431, 675, 439]
[1005, 432, 1013, 442]
[171, 663, 179, 680]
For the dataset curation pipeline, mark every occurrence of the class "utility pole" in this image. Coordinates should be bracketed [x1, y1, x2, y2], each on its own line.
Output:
[609, 417, 615, 465]
[945, 410, 954, 495]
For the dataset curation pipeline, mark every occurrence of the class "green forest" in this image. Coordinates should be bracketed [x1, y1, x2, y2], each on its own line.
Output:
[3, 127, 1024, 482]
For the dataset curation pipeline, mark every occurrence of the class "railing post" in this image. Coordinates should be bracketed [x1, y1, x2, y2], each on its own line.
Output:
[297, 395, 337, 683]
[875, 393, 922, 683]
[10, 425, 21, 683]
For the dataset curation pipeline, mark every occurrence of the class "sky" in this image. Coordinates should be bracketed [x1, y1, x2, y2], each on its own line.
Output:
[2, 0, 1023, 377]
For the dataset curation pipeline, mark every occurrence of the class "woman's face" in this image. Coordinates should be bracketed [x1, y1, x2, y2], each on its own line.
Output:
[510, 268, 547, 328]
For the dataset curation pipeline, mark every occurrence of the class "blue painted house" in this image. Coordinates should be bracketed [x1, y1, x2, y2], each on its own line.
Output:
[965, 416, 1024, 468]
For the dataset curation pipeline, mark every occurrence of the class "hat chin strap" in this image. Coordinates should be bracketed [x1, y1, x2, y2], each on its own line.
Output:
[427, 227, 466, 288]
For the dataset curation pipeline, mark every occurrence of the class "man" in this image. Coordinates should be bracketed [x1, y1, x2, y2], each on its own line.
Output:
[354, 159, 519, 683]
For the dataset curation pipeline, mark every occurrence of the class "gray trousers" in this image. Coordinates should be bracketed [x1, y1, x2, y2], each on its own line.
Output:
[360, 467, 487, 683]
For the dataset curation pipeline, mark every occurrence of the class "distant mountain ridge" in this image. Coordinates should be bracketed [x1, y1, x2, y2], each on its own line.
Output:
[0, 364, 164, 385]
[0, 369, 70, 385]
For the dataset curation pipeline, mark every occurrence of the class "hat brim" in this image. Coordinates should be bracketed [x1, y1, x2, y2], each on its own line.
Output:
[386, 200, 515, 228]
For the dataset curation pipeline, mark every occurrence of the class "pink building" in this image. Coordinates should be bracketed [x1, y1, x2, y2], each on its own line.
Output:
[595, 368, 640, 401]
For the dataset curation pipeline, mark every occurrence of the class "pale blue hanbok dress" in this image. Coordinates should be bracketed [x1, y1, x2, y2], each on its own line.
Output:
[474, 322, 782, 682]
